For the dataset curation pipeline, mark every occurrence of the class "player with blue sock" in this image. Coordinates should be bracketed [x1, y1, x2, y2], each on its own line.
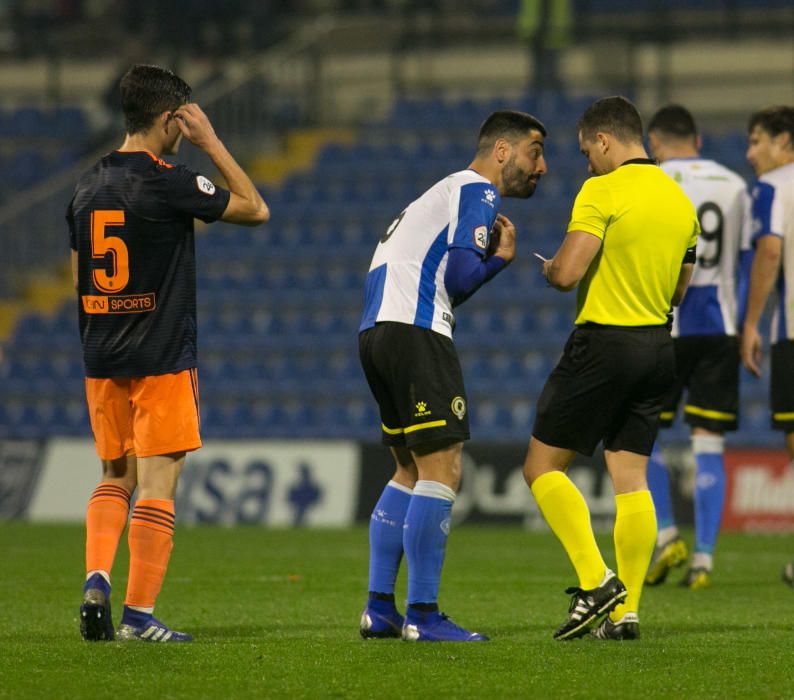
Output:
[644, 105, 752, 589]
[740, 106, 794, 588]
[358, 110, 548, 641]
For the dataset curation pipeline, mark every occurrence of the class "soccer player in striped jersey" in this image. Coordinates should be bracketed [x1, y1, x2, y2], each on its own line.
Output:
[358, 110, 547, 642]
[69, 64, 269, 642]
[643, 105, 752, 590]
[739, 105, 794, 587]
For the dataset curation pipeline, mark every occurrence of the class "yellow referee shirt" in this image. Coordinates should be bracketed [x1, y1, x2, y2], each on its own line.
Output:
[568, 160, 700, 326]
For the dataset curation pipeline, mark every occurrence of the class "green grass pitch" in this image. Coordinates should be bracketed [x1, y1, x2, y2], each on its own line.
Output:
[0, 523, 791, 699]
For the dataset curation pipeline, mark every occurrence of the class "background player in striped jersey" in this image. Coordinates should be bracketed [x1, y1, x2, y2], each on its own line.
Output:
[739, 105, 794, 586]
[643, 105, 752, 590]
[69, 64, 269, 642]
[358, 110, 547, 641]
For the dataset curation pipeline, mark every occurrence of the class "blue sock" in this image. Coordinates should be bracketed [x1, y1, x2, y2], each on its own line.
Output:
[83, 572, 110, 597]
[368, 481, 412, 596]
[693, 435, 726, 556]
[403, 480, 455, 606]
[120, 605, 152, 627]
[646, 443, 675, 529]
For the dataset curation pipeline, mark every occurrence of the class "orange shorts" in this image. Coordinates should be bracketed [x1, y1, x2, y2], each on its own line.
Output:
[85, 368, 202, 461]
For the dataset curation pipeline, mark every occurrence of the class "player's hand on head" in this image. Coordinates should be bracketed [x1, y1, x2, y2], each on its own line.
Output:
[173, 103, 218, 150]
[489, 213, 516, 264]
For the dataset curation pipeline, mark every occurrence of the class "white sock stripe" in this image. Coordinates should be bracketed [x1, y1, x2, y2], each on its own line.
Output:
[413, 480, 456, 502]
[85, 570, 111, 586]
[657, 526, 680, 546]
[691, 552, 713, 569]
[691, 435, 725, 454]
[128, 605, 154, 614]
[387, 480, 414, 495]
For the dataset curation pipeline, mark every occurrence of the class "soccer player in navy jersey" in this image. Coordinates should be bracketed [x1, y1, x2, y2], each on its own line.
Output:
[358, 110, 547, 641]
[69, 64, 269, 642]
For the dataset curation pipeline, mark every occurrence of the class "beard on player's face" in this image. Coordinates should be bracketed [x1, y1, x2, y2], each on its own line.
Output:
[501, 152, 538, 198]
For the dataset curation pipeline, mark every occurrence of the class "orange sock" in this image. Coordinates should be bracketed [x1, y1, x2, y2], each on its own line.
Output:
[85, 483, 131, 578]
[125, 499, 175, 609]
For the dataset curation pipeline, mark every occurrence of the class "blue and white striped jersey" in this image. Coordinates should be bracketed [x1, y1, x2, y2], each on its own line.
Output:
[750, 161, 794, 343]
[662, 158, 751, 337]
[359, 170, 501, 339]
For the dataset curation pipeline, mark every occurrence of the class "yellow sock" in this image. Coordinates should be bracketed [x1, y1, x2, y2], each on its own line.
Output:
[531, 470, 606, 590]
[611, 490, 656, 621]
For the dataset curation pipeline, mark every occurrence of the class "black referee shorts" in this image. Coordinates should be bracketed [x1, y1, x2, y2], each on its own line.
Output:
[771, 340, 794, 432]
[660, 335, 740, 432]
[532, 324, 675, 457]
[359, 322, 470, 448]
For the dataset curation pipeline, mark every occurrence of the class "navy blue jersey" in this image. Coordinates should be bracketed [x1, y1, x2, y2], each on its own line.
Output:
[67, 150, 230, 378]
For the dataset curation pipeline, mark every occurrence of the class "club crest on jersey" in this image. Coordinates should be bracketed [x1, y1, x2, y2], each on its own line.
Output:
[196, 175, 216, 195]
[473, 225, 488, 250]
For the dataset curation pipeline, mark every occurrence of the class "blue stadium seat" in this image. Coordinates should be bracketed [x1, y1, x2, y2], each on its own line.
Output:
[316, 142, 350, 164]
[520, 351, 554, 385]
[470, 400, 511, 435]
[0, 93, 767, 445]
[509, 399, 535, 433]
[7, 150, 45, 188]
[53, 107, 88, 139]
[8, 107, 49, 138]
[0, 401, 42, 439]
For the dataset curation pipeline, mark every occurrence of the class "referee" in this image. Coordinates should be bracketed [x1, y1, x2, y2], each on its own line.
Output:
[523, 96, 700, 641]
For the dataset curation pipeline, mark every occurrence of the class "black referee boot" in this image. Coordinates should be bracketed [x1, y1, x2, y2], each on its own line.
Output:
[553, 569, 627, 641]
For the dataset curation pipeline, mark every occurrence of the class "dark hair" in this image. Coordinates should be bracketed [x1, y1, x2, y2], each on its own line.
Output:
[120, 64, 192, 135]
[476, 110, 546, 155]
[647, 104, 698, 139]
[748, 106, 794, 142]
[577, 96, 643, 144]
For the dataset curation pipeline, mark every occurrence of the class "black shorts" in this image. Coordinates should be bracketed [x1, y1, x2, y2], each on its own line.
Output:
[659, 335, 739, 432]
[532, 324, 675, 457]
[771, 340, 794, 432]
[359, 322, 470, 448]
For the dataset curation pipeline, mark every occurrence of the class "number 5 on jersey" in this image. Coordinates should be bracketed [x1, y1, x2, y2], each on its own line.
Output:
[91, 210, 129, 293]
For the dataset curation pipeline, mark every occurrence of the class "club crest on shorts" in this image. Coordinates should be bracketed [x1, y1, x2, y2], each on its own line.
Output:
[451, 396, 466, 420]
